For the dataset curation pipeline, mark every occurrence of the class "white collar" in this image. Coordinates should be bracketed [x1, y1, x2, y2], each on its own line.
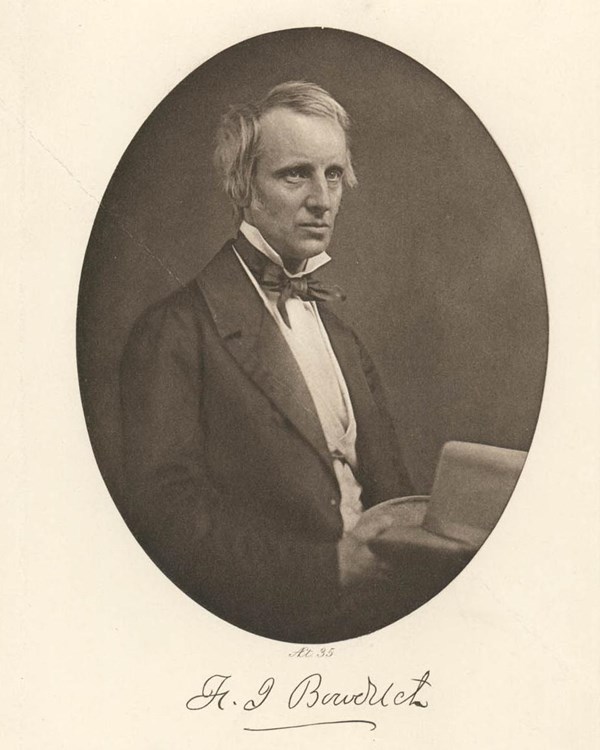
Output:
[239, 220, 332, 278]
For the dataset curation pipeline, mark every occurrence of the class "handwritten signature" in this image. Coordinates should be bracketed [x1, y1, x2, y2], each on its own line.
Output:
[186, 670, 431, 728]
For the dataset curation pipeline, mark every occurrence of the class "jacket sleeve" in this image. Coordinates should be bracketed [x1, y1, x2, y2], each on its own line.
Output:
[119, 289, 343, 642]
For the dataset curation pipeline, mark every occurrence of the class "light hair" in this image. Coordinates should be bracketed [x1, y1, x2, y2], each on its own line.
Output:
[214, 81, 358, 223]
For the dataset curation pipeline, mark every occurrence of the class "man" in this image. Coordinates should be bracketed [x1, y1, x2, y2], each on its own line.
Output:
[120, 81, 414, 642]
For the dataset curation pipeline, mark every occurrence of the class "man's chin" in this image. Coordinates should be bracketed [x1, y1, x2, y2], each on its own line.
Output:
[293, 238, 331, 259]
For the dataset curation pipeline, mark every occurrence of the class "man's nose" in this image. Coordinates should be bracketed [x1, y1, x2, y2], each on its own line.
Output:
[305, 175, 332, 213]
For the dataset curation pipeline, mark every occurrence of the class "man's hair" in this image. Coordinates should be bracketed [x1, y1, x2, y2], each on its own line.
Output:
[214, 81, 358, 223]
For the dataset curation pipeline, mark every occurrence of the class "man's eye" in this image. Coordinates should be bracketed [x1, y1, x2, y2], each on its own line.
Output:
[284, 169, 305, 181]
[326, 168, 343, 182]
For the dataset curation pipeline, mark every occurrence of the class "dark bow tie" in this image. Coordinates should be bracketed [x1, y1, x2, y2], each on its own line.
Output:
[233, 235, 346, 328]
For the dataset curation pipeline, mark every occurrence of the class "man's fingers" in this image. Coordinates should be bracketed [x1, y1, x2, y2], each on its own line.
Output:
[352, 512, 395, 541]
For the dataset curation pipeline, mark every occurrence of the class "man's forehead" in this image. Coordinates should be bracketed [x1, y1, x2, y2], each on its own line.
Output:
[258, 107, 347, 162]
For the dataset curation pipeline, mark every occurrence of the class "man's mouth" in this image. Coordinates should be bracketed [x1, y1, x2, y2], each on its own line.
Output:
[300, 223, 330, 229]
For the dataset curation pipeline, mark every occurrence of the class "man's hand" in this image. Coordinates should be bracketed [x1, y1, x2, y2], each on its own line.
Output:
[337, 511, 395, 588]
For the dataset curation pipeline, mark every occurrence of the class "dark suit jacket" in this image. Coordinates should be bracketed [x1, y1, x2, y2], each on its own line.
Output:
[120, 238, 412, 641]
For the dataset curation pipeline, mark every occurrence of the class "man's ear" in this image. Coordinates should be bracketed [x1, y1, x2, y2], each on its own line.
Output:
[243, 190, 263, 222]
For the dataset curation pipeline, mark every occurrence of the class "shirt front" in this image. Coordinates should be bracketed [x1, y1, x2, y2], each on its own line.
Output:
[234, 221, 364, 533]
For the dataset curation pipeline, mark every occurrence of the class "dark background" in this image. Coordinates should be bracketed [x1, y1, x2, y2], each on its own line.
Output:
[77, 28, 547, 500]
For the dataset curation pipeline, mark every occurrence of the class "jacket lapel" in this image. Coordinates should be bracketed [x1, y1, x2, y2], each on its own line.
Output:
[317, 307, 373, 416]
[195, 244, 332, 472]
[317, 304, 382, 465]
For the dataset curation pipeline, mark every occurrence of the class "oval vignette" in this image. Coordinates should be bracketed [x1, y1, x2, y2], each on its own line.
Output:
[77, 28, 548, 642]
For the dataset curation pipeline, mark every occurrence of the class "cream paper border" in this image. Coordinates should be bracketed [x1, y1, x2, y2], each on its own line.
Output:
[3, 2, 599, 747]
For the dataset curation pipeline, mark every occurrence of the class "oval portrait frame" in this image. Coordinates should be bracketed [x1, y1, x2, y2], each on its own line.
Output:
[77, 28, 548, 643]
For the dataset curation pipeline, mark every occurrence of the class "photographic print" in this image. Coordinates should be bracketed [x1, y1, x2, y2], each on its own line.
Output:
[77, 28, 547, 642]
[5, 3, 598, 747]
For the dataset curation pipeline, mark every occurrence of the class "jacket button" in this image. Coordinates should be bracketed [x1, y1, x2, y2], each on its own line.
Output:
[330, 498, 337, 506]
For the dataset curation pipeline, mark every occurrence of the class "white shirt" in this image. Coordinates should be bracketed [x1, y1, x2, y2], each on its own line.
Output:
[234, 221, 364, 532]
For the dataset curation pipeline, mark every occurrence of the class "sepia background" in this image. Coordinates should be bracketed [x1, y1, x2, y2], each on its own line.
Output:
[77, 28, 547, 500]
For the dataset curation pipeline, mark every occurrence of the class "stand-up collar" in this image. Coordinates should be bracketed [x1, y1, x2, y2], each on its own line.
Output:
[239, 220, 332, 278]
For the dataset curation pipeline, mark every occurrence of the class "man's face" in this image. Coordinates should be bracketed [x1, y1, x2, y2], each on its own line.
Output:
[244, 107, 348, 268]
